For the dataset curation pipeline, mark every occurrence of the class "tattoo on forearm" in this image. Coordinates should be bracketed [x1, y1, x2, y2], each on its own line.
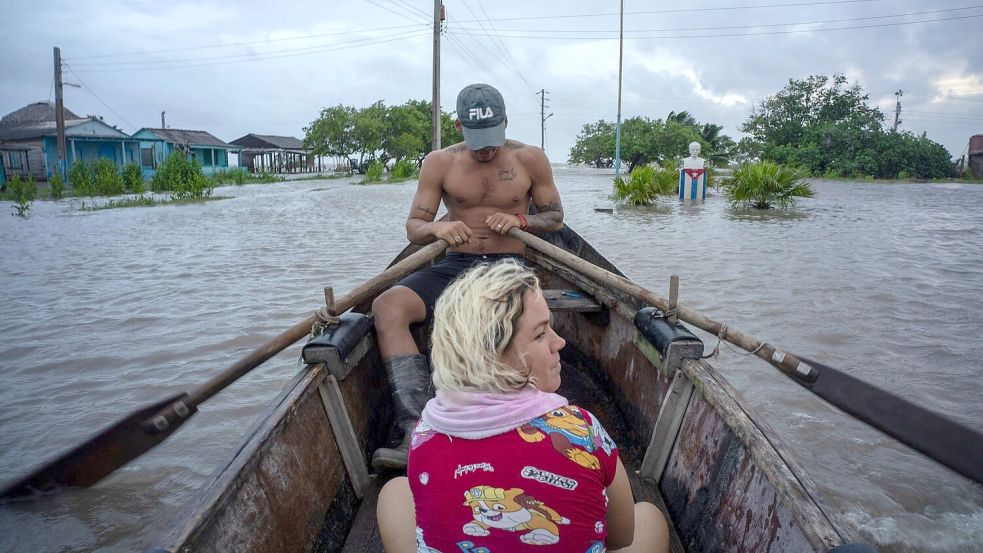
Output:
[526, 210, 563, 232]
[535, 201, 562, 213]
[414, 205, 437, 218]
[497, 167, 517, 181]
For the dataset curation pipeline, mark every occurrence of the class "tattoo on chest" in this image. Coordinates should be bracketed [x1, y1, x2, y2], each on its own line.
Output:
[497, 167, 517, 181]
[414, 205, 437, 218]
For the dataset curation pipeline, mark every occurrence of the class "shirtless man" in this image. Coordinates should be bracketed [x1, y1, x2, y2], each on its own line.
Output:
[370, 83, 564, 470]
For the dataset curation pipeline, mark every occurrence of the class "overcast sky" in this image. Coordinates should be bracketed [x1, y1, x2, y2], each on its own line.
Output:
[2, 0, 981, 162]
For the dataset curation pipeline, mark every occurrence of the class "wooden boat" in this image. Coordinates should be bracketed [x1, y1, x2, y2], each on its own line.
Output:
[148, 225, 855, 553]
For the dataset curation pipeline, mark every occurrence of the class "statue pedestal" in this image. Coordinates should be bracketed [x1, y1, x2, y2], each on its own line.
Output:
[679, 159, 706, 201]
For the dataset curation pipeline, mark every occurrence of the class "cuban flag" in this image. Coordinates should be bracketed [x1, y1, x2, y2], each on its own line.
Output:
[679, 168, 706, 201]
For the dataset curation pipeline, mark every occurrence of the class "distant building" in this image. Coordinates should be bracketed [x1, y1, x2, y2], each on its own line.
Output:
[133, 128, 241, 175]
[0, 101, 154, 181]
[230, 133, 320, 174]
[970, 135, 983, 178]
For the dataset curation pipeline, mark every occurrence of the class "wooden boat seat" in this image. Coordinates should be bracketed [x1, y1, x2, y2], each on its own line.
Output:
[542, 288, 602, 312]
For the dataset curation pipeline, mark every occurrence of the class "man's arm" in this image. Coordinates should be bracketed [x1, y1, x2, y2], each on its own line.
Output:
[525, 147, 564, 233]
[406, 151, 473, 246]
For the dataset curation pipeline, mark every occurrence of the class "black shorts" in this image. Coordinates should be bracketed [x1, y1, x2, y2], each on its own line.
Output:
[398, 252, 525, 320]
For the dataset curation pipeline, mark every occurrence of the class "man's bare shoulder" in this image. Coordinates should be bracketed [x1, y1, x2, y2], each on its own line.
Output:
[506, 140, 549, 166]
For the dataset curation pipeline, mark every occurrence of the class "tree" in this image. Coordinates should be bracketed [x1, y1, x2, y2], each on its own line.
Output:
[741, 74, 953, 178]
[304, 105, 357, 160]
[569, 120, 616, 168]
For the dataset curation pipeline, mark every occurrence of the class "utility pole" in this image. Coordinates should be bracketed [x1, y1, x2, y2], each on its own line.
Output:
[161, 111, 166, 129]
[431, 0, 444, 151]
[892, 90, 903, 132]
[614, 0, 625, 177]
[53, 47, 66, 178]
[538, 89, 553, 151]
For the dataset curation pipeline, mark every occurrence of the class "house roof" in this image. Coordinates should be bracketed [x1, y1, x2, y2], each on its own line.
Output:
[230, 133, 307, 150]
[0, 101, 80, 128]
[0, 101, 130, 141]
[138, 127, 231, 147]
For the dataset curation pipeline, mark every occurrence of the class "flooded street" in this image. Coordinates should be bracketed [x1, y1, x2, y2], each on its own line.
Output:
[1, 165, 981, 551]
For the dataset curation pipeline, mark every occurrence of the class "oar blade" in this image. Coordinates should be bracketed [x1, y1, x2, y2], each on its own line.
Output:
[802, 357, 983, 485]
[0, 393, 195, 501]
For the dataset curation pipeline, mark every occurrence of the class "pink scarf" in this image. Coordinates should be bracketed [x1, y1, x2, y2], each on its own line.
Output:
[421, 388, 569, 439]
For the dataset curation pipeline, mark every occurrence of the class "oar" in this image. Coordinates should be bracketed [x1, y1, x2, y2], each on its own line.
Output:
[0, 239, 449, 501]
[510, 228, 983, 485]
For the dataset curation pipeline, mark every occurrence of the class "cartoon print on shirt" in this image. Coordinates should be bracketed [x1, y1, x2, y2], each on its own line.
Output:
[462, 485, 570, 545]
[455, 541, 491, 553]
[589, 413, 616, 456]
[415, 526, 444, 553]
[411, 420, 437, 449]
[585, 541, 605, 553]
[517, 406, 602, 470]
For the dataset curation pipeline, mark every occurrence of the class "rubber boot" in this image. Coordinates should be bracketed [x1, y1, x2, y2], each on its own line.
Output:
[372, 354, 431, 471]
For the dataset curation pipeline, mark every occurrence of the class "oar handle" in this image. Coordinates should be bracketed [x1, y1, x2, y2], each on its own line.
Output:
[157, 239, 449, 425]
[509, 228, 983, 484]
[509, 228, 815, 380]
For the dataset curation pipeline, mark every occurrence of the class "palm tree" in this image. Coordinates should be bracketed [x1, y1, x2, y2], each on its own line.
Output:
[724, 161, 814, 209]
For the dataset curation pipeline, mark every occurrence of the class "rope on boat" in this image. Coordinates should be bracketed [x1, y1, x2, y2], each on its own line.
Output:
[310, 307, 341, 338]
[702, 323, 768, 359]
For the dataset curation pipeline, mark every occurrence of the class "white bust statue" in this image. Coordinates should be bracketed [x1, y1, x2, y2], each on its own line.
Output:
[683, 141, 705, 169]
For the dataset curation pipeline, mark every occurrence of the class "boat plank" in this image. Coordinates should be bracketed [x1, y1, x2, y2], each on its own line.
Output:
[340, 477, 385, 553]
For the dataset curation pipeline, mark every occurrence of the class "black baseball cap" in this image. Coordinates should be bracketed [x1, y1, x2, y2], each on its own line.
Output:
[456, 83, 507, 150]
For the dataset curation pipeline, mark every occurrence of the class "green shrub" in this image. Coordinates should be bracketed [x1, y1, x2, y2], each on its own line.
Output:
[211, 167, 248, 185]
[612, 165, 677, 206]
[49, 170, 65, 199]
[390, 160, 417, 180]
[7, 175, 36, 217]
[68, 160, 96, 197]
[724, 161, 814, 209]
[93, 158, 125, 196]
[152, 151, 213, 200]
[122, 162, 144, 194]
[362, 160, 384, 183]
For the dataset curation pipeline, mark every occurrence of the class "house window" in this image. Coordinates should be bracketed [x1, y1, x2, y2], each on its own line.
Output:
[141, 148, 155, 168]
[7, 152, 22, 169]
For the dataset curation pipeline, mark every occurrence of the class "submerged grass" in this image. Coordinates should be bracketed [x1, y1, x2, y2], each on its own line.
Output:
[79, 194, 229, 211]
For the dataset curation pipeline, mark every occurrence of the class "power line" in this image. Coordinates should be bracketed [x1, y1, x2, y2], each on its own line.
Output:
[65, 23, 427, 61]
[451, 6, 983, 35]
[454, 0, 533, 90]
[366, 0, 429, 23]
[449, 13, 983, 40]
[450, 0, 886, 24]
[69, 28, 430, 68]
[70, 31, 431, 73]
[389, 0, 432, 21]
[63, 64, 139, 131]
[443, 33, 538, 111]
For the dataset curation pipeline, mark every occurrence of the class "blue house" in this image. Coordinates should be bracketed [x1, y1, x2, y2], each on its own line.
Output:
[0, 101, 161, 181]
[133, 128, 240, 175]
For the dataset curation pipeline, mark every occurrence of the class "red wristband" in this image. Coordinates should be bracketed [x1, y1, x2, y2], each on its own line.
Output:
[516, 213, 528, 230]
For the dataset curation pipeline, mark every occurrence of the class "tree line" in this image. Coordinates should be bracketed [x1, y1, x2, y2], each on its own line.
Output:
[570, 74, 954, 179]
[304, 100, 459, 171]
[569, 111, 736, 173]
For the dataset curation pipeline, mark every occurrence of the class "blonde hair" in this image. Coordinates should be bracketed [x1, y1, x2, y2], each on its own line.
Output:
[430, 259, 540, 393]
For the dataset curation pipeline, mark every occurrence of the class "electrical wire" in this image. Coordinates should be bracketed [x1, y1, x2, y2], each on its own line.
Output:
[65, 23, 428, 61]
[449, 13, 983, 40]
[63, 64, 139, 131]
[455, 0, 533, 90]
[450, 0, 886, 24]
[366, 0, 428, 24]
[70, 31, 431, 73]
[443, 33, 538, 111]
[389, 0, 431, 21]
[451, 6, 983, 35]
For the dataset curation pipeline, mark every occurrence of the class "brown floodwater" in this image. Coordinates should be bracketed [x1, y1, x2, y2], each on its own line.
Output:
[0, 166, 981, 551]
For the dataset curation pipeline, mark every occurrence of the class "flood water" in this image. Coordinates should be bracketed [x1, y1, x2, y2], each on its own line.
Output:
[0, 165, 981, 552]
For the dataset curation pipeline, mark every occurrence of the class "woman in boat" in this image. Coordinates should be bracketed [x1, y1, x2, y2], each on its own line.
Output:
[378, 259, 669, 552]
